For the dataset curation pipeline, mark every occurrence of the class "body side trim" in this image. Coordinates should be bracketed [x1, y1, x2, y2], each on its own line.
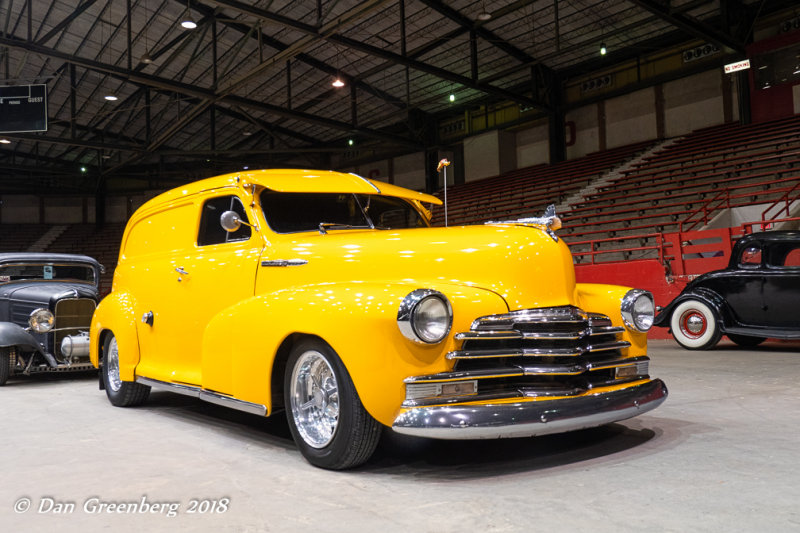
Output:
[135, 376, 268, 416]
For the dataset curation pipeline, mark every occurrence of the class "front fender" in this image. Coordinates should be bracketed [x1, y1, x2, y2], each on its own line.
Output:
[575, 283, 647, 356]
[653, 287, 731, 330]
[0, 322, 46, 355]
[89, 292, 140, 380]
[200, 282, 509, 426]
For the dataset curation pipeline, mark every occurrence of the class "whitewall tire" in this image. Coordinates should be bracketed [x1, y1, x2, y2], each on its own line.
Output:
[669, 299, 722, 350]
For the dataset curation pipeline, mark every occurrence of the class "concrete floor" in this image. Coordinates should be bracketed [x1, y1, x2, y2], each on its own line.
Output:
[1, 339, 799, 533]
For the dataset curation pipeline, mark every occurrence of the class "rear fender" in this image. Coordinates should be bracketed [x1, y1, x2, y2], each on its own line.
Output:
[90, 292, 140, 381]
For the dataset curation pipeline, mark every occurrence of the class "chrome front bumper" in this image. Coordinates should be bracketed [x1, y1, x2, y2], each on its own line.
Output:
[391, 379, 667, 440]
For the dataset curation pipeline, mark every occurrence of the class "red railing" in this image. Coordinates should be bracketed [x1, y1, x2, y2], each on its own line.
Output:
[570, 216, 800, 277]
[679, 190, 732, 232]
[569, 233, 665, 265]
[761, 181, 800, 222]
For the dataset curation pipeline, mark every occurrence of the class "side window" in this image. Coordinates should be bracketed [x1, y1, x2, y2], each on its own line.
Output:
[783, 248, 800, 267]
[768, 244, 800, 268]
[197, 196, 251, 246]
[739, 245, 762, 268]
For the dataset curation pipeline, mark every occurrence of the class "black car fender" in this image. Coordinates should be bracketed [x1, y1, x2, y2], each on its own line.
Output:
[0, 322, 48, 357]
[653, 288, 734, 330]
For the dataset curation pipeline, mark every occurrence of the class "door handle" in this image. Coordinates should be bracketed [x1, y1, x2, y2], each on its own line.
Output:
[175, 267, 189, 281]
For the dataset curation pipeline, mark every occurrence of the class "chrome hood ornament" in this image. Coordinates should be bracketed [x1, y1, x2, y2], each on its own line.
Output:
[485, 204, 562, 242]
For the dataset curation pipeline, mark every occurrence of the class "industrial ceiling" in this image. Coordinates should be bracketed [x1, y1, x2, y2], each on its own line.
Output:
[0, 0, 794, 194]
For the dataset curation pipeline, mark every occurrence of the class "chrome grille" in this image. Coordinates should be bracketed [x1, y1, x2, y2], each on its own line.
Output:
[54, 298, 96, 359]
[404, 305, 650, 407]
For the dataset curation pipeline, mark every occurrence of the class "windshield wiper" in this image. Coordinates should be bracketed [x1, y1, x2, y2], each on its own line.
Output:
[318, 222, 371, 235]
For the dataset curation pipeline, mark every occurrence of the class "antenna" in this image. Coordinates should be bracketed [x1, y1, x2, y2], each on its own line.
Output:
[437, 159, 451, 227]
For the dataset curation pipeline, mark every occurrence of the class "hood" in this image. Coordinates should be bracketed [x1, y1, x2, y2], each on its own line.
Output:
[0, 282, 98, 326]
[263, 224, 577, 311]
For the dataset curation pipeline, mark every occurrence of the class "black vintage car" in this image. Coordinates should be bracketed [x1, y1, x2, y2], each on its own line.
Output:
[654, 230, 800, 349]
[0, 253, 102, 384]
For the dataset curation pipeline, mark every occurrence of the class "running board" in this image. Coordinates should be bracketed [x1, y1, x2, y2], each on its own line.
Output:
[135, 376, 268, 417]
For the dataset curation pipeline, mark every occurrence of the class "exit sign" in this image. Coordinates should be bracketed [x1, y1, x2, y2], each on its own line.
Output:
[0, 84, 47, 133]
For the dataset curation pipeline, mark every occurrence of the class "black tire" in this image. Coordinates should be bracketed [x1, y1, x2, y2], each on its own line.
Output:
[669, 299, 722, 350]
[0, 347, 11, 386]
[284, 339, 381, 470]
[727, 334, 766, 347]
[102, 333, 150, 407]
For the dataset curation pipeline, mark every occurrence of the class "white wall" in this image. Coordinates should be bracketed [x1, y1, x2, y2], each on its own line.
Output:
[44, 197, 83, 224]
[464, 131, 500, 182]
[0, 193, 161, 224]
[392, 152, 425, 191]
[358, 159, 390, 183]
[606, 87, 657, 148]
[565, 104, 600, 159]
[106, 197, 128, 223]
[464, 130, 518, 182]
[794, 84, 800, 115]
[516, 124, 549, 168]
[0, 195, 38, 223]
[664, 70, 725, 137]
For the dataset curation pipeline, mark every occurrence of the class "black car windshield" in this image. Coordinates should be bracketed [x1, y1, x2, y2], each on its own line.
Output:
[260, 191, 428, 233]
[0, 263, 96, 284]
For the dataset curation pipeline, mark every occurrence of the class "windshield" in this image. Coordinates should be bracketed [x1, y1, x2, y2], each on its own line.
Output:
[260, 191, 428, 233]
[0, 263, 97, 285]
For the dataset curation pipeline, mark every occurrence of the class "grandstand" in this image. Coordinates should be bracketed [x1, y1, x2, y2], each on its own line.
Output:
[2, 115, 799, 299]
[431, 115, 800, 270]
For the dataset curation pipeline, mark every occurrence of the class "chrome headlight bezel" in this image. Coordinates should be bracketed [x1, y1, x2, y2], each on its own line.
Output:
[397, 289, 453, 344]
[29, 308, 55, 333]
[621, 289, 655, 332]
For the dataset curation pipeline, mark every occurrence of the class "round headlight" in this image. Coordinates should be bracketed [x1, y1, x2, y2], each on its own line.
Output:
[621, 289, 655, 332]
[29, 308, 55, 333]
[397, 289, 452, 344]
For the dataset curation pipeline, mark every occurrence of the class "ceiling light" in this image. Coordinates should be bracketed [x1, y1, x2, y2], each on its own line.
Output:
[104, 95, 118, 101]
[449, 93, 455, 102]
[477, 2, 491, 20]
[0, 139, 10, 144]
[348, 139, 354, 146]
[180, 1, 196, 29]
[332, 77, 345, 88]
[80, 166, 87, 173]
[140, 51, 154, 64]
[600, 43, 607, 55]
[242, 131, 252, 136]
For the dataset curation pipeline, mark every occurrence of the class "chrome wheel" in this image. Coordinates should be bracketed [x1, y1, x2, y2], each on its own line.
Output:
[289, 350, 340, 449]
[679, 310, 707, 338]
[106, 336, 122, 392]
[102, 332, 150, 407]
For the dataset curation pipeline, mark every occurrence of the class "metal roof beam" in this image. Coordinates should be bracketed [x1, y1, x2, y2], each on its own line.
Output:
[188, 5, 406, 109]
[0, 35, 417, 147]
[630, 0, 745, 54]
[35, 1, 98, 47]
[207, 0, 548, 110]
[417, 0, 535, 65]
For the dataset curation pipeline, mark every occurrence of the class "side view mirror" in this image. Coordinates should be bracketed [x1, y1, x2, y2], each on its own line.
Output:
[220, 210, 252, 232]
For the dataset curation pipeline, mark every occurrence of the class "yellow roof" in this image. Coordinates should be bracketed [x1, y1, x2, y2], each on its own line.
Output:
[167, 169, 441, 206]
